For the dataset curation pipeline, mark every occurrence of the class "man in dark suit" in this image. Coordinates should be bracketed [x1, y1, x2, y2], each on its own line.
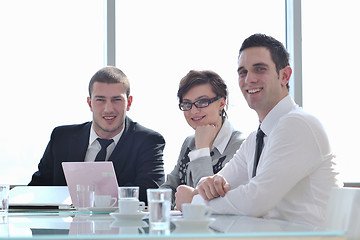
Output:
[29, 66, 165, 203]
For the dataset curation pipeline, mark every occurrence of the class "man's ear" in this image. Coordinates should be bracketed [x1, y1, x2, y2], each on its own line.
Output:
[87, 97, 93, 112]
[280, 66, 292, 87]
[126, 96, 133, 111]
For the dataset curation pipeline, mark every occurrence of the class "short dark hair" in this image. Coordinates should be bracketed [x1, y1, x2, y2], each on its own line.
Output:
[239, 33, 290, 89]
[88, 66, 130, 97]
[178, 70, 228, 119]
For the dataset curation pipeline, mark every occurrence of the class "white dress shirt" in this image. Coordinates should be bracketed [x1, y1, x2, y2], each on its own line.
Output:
[192, 95, 340, 227]
[84, 125, 123, 162]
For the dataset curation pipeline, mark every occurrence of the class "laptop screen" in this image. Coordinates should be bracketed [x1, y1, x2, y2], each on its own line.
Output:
[9, 186, 72, 208]
[62, 162, 119, 207]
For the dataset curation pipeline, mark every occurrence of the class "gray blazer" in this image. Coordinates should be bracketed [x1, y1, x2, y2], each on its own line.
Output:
[161, 127, 244, 203]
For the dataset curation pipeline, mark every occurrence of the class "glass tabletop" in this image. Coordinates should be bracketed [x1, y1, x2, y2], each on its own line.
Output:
[0, 210, 346, 239]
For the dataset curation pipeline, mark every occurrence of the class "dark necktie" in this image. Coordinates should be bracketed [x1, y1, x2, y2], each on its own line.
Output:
[95, 138, 114, 161]
[252, 126, 265, 177]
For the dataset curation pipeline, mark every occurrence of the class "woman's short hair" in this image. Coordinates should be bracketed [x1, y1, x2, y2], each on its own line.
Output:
[178, 70, 228, 119]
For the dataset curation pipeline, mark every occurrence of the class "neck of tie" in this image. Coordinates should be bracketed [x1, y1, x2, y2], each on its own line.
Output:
[252, 126, 265, 177]
[95, 138, 114, 161]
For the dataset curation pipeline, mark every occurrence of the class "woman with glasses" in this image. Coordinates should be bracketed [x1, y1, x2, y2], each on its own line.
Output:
[160, 70, 244, 205]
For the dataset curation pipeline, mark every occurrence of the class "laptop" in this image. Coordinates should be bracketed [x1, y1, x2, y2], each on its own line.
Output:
[62, 162, 119, 207]
[9, 186, 72, 208]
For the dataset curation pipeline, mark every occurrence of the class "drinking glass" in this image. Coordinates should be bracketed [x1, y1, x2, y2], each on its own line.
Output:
[0, 185, 9, 214]
[76, 184, 95, 211]
[147, 188, 171, 232]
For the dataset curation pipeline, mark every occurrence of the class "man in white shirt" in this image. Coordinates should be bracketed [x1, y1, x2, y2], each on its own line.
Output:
[174, 33, 340, 227]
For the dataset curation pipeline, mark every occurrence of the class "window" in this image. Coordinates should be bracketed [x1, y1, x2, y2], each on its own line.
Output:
[116, 0, 285, 173]
[302, 0, 359, 182]
[1, 0, 286, 184]
[0, 0, 104, 184]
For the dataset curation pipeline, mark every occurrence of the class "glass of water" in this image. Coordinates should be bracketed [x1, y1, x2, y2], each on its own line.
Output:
[76, 184, 95, 211]
[146, 188, 171, 233]
[0, 185, 9, 214]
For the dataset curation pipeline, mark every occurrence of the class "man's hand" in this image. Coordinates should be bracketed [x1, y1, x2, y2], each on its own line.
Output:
[197, 174, 230, 201]
[174, 185, 198, 211]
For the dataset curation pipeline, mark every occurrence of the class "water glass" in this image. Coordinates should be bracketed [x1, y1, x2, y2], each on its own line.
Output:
[147, 188, 171, 232]
[76, 184, 95, 210]
[0, 185, 9, 214]
[118, 186, 139, 199]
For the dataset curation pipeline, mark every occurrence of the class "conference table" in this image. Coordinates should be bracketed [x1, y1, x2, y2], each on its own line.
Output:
[0, 209, 346, 240]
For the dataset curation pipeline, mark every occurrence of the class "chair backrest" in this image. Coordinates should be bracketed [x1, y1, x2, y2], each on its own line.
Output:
[324, 187, 360, 240]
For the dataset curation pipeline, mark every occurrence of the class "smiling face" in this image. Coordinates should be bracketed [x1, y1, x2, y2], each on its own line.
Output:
[182, 83, 225, 130]
[237, 47, 291, 121]
[87, 82, 132, 139]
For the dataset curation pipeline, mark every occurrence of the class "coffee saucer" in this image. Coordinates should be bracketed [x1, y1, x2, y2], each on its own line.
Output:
[110, 211, 147, 222]
[88, 207, 118, 213]
[110, 219, 148, 228]
[172, 217, 215, 233]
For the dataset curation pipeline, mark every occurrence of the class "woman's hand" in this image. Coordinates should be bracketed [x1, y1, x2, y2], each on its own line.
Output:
[195, 124, 220, 149]
[174, 185, 198, 211]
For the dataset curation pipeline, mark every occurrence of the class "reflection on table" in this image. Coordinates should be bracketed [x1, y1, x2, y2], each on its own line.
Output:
[0, 210, 346, 239]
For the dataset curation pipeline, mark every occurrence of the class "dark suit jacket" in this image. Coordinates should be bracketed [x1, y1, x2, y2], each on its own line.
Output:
[29, 117, 165, 203]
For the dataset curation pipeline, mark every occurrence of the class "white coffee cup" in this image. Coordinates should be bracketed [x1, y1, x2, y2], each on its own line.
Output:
[182, 203, 212, 220]
[94, 195, 117, 208]
[118, 198, 145, 214]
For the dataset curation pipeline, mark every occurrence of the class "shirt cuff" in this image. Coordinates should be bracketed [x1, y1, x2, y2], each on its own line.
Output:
[188, 148, 210, 162]
[191, 194, 207, 205]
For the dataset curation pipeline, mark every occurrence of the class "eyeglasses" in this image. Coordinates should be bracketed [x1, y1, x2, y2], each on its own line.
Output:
[179, 96, 221, 111]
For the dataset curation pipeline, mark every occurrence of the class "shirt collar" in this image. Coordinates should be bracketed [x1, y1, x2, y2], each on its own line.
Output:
[89, 124, 123, 146]
[260, 95, 298, 136]
[213, 118, 234, 154]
